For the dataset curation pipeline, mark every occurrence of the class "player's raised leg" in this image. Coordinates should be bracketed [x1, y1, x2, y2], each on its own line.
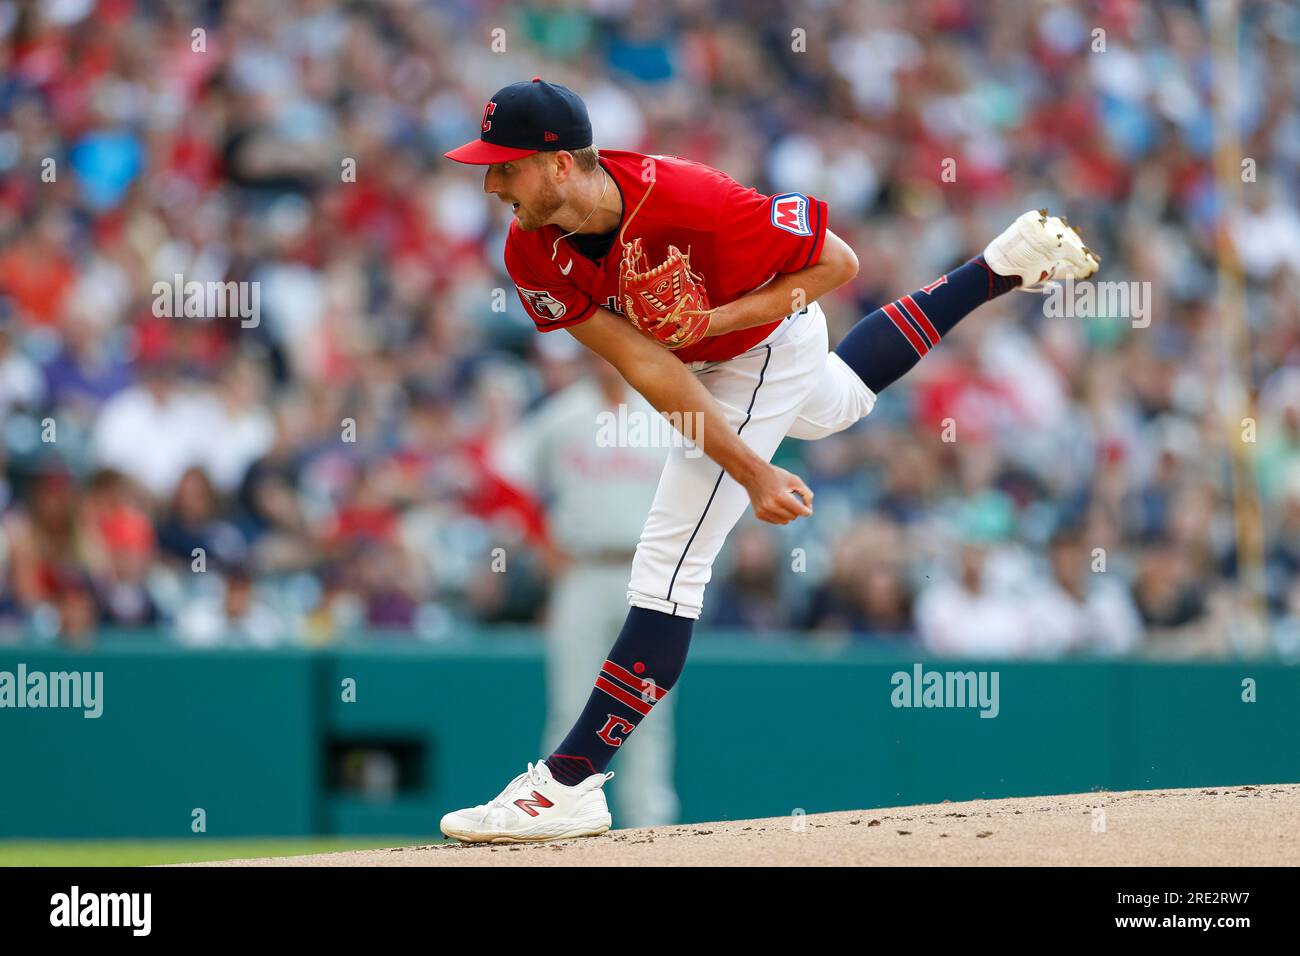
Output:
[832, 210, 1099, 398]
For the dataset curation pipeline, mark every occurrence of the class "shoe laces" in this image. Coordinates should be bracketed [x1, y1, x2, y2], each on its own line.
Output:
[488, 762, 549, 809]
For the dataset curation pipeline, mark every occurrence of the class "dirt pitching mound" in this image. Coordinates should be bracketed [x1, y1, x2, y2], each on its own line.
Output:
[194, 784, 1300, 866]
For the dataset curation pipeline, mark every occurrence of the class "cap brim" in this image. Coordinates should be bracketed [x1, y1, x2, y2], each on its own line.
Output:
[443, 140, 539, 164]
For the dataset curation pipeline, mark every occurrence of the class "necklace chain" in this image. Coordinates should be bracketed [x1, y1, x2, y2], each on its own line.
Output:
[551, 168, 610, 261]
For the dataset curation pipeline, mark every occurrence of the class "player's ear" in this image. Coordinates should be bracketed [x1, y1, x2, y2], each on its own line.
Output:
[550, 150, 575, 182]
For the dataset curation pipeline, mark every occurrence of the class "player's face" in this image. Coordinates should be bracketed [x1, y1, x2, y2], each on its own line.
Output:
[484, 157, 562, 231]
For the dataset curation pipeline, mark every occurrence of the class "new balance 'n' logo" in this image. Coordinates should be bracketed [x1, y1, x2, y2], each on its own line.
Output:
[514, 791, 555, 817]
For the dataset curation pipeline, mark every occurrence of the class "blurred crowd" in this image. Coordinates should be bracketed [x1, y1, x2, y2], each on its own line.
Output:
[0, 0, 1297, 656]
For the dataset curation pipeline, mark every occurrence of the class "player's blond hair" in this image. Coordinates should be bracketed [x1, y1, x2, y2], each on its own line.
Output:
[570, 145, 600, 172]
[532, 146, 599, 174]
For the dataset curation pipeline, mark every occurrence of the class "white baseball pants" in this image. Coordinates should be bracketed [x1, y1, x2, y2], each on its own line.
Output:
[627, 302, 877, 620]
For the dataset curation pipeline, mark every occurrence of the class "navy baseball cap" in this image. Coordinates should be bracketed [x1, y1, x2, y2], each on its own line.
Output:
[445, 77, 592, 165]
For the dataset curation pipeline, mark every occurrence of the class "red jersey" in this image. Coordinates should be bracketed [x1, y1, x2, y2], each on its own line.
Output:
[503, 149, 829, 363]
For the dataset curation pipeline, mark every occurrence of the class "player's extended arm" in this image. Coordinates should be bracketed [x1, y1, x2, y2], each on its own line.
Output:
[567, 308, 813, 525]
[704, 228, 859, 337]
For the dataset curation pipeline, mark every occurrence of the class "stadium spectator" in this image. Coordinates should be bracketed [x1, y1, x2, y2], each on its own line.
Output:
[708, 524, 794, 633]
[1023, 526, 1143, 656]
[799, 519, 916, 643]
[915, 538, 1033, 658]
[156, 465, 248, 571]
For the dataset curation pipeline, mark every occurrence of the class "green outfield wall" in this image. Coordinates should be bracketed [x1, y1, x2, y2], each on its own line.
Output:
[1, 635, 1296, 838]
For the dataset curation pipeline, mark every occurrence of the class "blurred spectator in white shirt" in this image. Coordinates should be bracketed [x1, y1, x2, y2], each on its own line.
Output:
[916, 541, 1034, 658]
[203, 355, 275, 495]
[91, 359, 222, 501]
[1229, 181, 1300, 282]
[1024, 527, 1143, 657]
[176, 568, 285, 648]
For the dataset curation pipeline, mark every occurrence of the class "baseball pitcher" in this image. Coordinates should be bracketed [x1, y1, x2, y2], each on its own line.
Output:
[440, 78, 1098, 842]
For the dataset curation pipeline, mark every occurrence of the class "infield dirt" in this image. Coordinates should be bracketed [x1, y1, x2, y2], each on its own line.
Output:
[190, 784, 1299, 866]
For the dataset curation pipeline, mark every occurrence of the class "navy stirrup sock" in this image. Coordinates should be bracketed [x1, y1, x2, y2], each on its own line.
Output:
[547, 607, 693, 786]
[834, 254, 1020, 394]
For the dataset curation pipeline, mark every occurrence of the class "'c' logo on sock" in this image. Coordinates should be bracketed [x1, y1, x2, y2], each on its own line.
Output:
[597, 715, 636, 747]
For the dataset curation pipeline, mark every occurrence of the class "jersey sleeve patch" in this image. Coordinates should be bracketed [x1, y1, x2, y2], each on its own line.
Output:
[515, 285, 567, 321]
[770, 192, 813, 237]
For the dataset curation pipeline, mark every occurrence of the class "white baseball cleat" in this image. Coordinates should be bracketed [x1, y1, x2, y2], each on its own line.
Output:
[983, 208, 1101, 291]
[439, 760, 614, 844]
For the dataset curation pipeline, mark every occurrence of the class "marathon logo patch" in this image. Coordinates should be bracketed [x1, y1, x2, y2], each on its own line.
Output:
[516, 286, 567, 321]
[771, 192, 812, 237]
